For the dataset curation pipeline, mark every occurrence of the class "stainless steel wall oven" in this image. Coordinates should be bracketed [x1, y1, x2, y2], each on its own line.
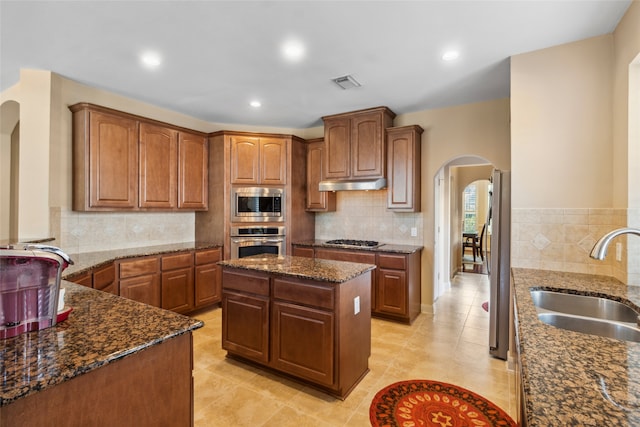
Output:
[230, 226, 285, 259]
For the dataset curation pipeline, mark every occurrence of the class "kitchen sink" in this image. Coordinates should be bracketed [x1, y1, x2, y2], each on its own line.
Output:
[531, 290, 640, 342]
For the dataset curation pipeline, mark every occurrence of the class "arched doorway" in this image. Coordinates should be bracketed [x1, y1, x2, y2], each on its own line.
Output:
[0, 100, 20, 241]
[433, 155, 493, 301]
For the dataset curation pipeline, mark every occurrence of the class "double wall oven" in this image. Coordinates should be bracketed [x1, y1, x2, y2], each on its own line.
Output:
[230, 187, 286, 259]
[230, 226, 285, 259]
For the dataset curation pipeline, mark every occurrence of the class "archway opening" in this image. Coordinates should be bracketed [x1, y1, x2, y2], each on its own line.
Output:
[0, 99, 20, 241]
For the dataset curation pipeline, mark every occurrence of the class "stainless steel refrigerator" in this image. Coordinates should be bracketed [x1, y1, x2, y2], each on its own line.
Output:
[486, 169, 511, 360]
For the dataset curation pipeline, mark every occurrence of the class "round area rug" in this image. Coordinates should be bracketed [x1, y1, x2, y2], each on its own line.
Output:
[369, 379, 516, 427]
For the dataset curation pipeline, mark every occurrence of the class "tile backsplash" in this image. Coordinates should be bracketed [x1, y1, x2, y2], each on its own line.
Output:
[314, 190, 424, 246]
[52, 207, 195, 254]
[511, 208, 635, 284]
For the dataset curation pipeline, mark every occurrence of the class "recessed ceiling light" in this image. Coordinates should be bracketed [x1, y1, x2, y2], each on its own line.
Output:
[140, 51, 162, 68]
[250, 100, 262, 108]
[281, 39, 305, 62]
[442, 50, 460, 61]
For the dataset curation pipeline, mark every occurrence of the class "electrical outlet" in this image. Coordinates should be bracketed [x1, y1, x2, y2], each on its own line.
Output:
[354, 296, 360, 315]
[411, 227, 417, 237]
[616, 242, 622, 261]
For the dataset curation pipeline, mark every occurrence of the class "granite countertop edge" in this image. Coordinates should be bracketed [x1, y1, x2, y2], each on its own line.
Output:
[62, 241, 222, 278]
[512, 268, 640, 426]
[1, 282, 203, 407]
[219, 255, 376, 283]
[292, 240, 423, 254]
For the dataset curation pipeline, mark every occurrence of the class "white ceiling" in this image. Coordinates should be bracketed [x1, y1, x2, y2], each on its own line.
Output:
[0, 0, 631, 128]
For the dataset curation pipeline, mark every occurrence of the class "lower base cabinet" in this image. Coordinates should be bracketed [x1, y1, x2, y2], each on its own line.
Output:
[66, 247, 222, 314]
[1, 333, 194, 427]
[221, 267, 371, 399]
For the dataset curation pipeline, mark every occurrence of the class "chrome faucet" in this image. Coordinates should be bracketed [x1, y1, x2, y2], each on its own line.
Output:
[590, 227, 640, 260]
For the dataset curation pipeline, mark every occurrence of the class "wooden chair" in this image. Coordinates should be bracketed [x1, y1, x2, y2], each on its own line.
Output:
[462, 224, 485, 262]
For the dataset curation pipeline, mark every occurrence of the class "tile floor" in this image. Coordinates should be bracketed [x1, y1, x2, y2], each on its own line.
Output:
[191, 272, 517, 426]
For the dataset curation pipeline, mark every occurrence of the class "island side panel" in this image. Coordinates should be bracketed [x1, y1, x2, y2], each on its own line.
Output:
[1, 333, 194, 427]
[337, 271, 372, 396]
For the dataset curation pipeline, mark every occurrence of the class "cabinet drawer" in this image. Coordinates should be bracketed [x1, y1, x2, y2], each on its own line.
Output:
[314, 248, 376, 265]
[222, 270, 269, 296]
[162, 252, 193, 270]
[273, 278, 334, 310]
[195, 248, 221, 265]
[377, 253, 406, 270]
[119, 256, 159, 279]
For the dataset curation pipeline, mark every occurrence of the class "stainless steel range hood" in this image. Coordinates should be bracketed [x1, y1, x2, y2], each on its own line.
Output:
[318, 177, 387, 191]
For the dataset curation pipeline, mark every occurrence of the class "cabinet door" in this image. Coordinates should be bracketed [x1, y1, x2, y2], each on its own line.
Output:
[93, 263, 117, 295]
[119, 274, 161, 307]
[387, 126, 422, 212]
[139, 122, 177, 209]
[260, 138, 286, 185]
[161, 267, 194, 313]
[230, 136, 260, 184]
[323, 117, 351, 179]
[351, 111, 384, 178]
[178, 132, 208, 210]
[306, 139, 336, 211]
[68, 271, 92, 288]
[271, 301, 334, 386]
[377, 268, 407, 316]
[194, 263, 220, 307]
[88, 110, 138, 208]
[222, 291, 269, 364]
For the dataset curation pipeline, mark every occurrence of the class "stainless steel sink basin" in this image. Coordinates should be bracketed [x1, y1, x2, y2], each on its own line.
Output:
[537, 312, 640, 343]
[530, 290, 639, 323]
[530, 290, 640, 342]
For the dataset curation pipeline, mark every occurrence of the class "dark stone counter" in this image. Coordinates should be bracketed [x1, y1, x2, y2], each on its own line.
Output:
[0, 282, 203, 406]
[218, 254, 376, 283]
[292, 240, 423, 254]
[62, 241, 221, 278]
[512, 268, 640, 426]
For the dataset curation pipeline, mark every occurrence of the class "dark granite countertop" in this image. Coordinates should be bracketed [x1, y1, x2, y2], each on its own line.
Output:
[219, 254, 376, 283]
[0, 282, 203, 406]
[62, 241, 222, 278]
[512, 268, 640, 426]
[292, 240, 423, 254]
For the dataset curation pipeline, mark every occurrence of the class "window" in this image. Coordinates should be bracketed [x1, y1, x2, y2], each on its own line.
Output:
[463, 184, 477, 233]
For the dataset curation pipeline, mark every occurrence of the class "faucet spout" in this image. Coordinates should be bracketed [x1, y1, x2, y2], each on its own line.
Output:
[590, 227, 640, 260]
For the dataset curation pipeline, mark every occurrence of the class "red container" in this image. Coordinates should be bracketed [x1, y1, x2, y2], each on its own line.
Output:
[0, 245, 72, 339]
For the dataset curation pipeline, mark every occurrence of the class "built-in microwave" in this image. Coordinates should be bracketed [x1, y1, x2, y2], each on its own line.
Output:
[232, 187, 284, 222]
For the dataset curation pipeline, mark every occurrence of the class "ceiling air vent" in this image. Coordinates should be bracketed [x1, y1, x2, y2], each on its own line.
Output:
[332, 74, 361, 90]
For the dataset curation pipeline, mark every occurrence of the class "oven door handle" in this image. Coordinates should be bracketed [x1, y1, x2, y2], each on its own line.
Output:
[231, 237, 285, 243]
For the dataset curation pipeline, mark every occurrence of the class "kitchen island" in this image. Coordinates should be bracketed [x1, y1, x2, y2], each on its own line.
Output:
[219, 255, 375, 399]
[512, 268, 640, 426]
[0, 281, 203, 426]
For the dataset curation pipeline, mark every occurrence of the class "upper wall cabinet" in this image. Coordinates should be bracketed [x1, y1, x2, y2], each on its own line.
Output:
[305, 138, 336, 212]
[70, 103, 208, 212]
[322, 107, 395, 181]
[230, 135, 286, 185]
[386, 125, 423, 212]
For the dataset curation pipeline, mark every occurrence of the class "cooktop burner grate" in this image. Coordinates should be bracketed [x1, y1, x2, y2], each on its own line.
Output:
[324, 239, 381, 248]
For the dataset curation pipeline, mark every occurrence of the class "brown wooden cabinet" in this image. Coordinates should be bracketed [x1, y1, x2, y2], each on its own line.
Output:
[221, 266, 371, 399]
[118, 256, 161, 307]
[161, 252, 194, 313]
[295, 245, 422, 324]
[322, 107, 395, 182]
[305, 138, 336, 212]
[222, 269, 270, 364]
[139, 122, 178, 209]
[387, 125, 423, 212]
[178, 132, 208, 209]
[194, 248, 222, 308]
[66, 263, 117, 295]
[71, 105, 139, 210]
[230, 135, 286, 185]
[70, 103, 208, 211]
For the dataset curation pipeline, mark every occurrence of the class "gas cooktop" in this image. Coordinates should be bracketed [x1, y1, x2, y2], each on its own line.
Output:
[324, 239, 383, 248]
